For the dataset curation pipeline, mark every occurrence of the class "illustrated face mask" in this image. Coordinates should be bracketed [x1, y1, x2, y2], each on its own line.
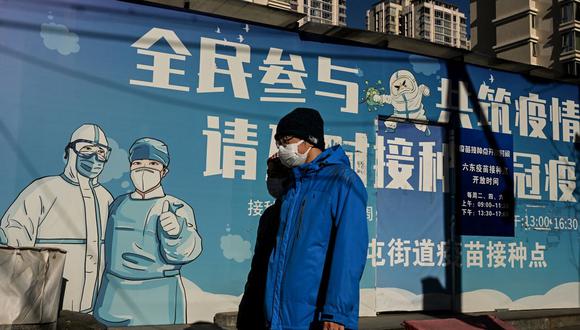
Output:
[76, 154, 105, 179]
[131, 167, 162, 193]
[277, 140, 311, 168]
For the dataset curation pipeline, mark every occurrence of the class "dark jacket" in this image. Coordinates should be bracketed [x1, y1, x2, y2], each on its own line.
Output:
[238, 201, 282, 330]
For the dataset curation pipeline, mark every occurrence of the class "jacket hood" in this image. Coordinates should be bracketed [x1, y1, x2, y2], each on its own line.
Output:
[295, 145, 350, 174]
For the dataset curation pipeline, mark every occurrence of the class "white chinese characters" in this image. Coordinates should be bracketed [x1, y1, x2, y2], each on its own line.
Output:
[129, 28, 362, 113]
[369, 238, 548, 270]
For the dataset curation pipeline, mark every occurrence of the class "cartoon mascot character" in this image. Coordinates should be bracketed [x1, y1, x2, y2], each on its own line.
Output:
[365, 70, 431, 135]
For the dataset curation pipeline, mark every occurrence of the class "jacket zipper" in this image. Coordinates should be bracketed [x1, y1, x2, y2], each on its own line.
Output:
[292, 200, 306, 242]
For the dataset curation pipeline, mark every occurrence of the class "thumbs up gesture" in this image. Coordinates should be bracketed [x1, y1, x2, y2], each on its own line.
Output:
[159, 200, 180, 236]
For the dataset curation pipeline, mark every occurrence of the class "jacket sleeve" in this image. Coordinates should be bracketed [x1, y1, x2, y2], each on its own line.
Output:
[158, 202, 203, 265]
[0, 181, 53, 247]
[319, 171, 368, 326]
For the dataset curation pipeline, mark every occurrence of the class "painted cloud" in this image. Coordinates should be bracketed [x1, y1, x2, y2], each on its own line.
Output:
[40, 22, 80, 55]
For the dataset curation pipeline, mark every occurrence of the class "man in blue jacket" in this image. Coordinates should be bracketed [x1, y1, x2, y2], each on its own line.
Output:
[265, 108, 368, 330]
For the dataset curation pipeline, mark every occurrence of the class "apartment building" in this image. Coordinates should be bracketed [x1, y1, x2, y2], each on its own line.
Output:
[291, 0, 347, 26]
[244, 0, 293, 11]
[471, 0, 580, 76]
[245, 0, 346, 26]
[366, 0, 470, 49]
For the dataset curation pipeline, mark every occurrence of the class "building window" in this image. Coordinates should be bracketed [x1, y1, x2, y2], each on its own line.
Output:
[531, 14, 536, 28]
[532, 42, 537, 57]
[562, 3, 573, 23]
[564, 61, 579, 76]
[561, 31, 573, 52]
[576, 31, 580, 50]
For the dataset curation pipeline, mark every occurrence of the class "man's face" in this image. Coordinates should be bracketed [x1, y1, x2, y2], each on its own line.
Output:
[276, 136, 312, 155]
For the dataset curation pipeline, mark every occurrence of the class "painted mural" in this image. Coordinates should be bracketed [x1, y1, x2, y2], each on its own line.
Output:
[0, 0, 578, 325]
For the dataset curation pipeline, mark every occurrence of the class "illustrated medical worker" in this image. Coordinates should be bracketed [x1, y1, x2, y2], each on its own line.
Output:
[365, 69, 431, 135]
[0, 124, 113, 312]
[94, 137, 202, 326]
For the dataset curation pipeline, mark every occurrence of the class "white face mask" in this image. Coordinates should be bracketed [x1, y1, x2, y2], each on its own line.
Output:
[278, 140, 311, 168]
[131, 168, 162, 193]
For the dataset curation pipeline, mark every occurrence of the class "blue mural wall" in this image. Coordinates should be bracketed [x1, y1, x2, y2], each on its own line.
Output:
[0, 0, 578, 324]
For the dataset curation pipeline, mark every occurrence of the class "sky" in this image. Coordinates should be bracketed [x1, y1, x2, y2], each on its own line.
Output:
[346, 0, 470, 32]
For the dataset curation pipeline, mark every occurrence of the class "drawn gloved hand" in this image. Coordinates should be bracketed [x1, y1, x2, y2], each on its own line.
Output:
[365, 87, 380, 105]
[159, 200, 180, 236]
[364, 86, 382, 106]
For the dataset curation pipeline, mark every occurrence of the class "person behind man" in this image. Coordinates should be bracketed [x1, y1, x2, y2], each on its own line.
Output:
[264, 108, 368, 330]
[237, 156, 290, 330]
[0, 124, 113, 312]
[94, 137, 202, 326]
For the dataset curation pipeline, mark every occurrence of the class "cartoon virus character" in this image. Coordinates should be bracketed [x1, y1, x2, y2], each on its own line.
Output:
[364, 70, 431, 135]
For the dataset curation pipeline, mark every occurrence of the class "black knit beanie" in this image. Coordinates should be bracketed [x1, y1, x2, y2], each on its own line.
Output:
[275, 107, 325, 150]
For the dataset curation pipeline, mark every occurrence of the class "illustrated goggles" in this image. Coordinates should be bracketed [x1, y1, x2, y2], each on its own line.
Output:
[67, 139, 111, 162]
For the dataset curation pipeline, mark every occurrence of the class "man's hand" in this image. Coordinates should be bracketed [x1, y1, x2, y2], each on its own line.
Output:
[159, 200, 180, 236]
[322, 321, 344, 330]
[267, 155, 290, 178]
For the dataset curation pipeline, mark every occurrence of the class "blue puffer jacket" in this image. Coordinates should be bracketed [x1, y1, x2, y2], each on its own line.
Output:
[264, 145, 368, 330]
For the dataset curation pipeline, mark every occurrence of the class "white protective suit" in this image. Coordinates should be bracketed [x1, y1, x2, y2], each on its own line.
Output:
[373, 69, 431, 134]
[0, 124, 113, 312]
